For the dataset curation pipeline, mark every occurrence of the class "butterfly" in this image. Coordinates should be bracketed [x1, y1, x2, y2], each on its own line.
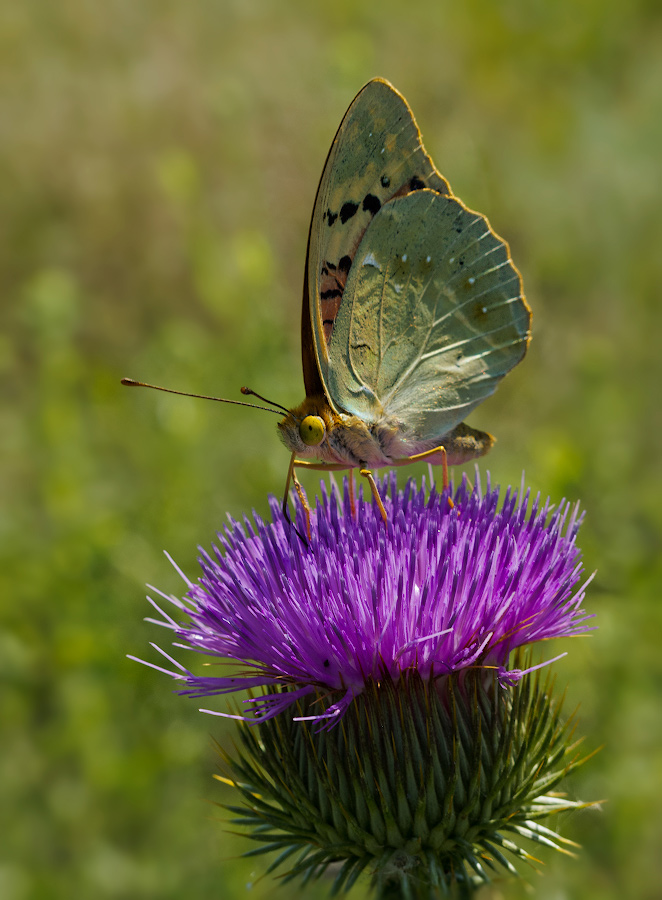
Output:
[124, 78, 530, 537]
[271, 78, 530, 530]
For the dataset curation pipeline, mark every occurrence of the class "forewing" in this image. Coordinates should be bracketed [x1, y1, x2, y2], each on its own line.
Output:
[303, 78, 450, 402]
[326, 189, 530, 441]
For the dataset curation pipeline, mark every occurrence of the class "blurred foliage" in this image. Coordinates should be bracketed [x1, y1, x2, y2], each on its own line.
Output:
[2, 1, 661, 898]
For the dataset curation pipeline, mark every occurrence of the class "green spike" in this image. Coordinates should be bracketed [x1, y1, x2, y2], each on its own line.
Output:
[216, 652, 594, 895]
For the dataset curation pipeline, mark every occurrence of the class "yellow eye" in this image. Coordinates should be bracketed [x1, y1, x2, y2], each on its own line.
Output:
[299, 415, 325, 446]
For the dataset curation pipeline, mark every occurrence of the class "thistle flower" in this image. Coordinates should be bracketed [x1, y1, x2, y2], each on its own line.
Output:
[140, 473, 592, 723]
[135, 474, 596, 896]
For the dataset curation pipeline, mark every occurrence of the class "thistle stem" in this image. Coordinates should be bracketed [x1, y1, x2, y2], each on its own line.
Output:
[373, 871, 478, 899]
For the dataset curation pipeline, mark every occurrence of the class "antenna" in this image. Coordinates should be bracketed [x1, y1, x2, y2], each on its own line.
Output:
[121, 378, 286, 416]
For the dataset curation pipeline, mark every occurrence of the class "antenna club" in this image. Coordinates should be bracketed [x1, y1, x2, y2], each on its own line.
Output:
[121, 378, 140, 386]
[238, 386, 290, 415]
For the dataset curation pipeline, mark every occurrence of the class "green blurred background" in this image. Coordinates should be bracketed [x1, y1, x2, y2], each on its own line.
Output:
[2, 1, 661, 897]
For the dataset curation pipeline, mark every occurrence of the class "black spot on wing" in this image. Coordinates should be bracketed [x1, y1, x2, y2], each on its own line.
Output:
[410, 176, 425, 191]
[326, 209, 338, 226]
[380, 174, 390, 188]
[362, 193, 381, 215]
[320, 288, 342, 299]
[338, 255, 351, 273]
[339, 201, 359, 224]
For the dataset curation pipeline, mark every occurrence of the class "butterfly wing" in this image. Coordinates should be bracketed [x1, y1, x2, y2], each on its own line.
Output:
[325, 188, 530, 441]
[302, 78, 451, 401]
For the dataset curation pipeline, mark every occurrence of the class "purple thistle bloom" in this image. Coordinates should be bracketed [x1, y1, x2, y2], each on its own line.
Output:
[136, 473, 593, 725]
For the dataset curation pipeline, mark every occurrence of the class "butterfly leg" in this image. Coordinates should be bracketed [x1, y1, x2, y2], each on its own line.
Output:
[290, 459, 384, 522]
[395, 446, 454, 509]
[359, 469, 388, 525]
[282, 452, 311, 544]
[348, 467, 356, 518]
[291, 468, 312, 541]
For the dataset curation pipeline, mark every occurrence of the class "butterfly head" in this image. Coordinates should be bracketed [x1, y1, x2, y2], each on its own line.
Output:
[278, 396, 339, 459]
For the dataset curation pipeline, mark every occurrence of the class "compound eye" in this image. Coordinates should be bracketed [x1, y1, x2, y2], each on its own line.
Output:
[299, 415, 325, 446]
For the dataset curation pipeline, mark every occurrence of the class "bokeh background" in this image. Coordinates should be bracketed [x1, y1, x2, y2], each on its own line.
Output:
[3, 1, 661, 898]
